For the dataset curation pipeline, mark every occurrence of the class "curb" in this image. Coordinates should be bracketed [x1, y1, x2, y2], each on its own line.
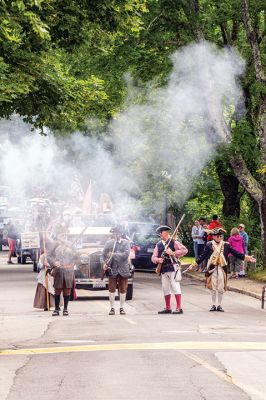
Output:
[183, 271, 262, 301]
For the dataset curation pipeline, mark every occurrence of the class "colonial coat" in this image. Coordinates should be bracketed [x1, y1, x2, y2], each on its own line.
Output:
[196, 241, 245, 291]
[101, 238, 131, 278]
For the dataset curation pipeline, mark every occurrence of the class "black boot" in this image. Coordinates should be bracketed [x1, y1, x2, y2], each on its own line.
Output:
[63, 295, 70, 316]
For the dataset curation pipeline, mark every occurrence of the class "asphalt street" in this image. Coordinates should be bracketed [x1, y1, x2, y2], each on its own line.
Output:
[1, 255, 266, 400]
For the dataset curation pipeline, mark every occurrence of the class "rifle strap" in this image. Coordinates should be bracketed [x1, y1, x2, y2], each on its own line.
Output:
[105, 239, 117, 265]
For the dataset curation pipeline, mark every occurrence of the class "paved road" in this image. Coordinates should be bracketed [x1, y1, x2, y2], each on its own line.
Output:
[0, 258, 266, 400]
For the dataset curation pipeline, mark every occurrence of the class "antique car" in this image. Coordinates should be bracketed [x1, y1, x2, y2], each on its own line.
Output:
[68, 224, 134, 300]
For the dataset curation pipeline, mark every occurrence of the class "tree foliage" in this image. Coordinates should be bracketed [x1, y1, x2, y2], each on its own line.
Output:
[0, 0, 148, 129]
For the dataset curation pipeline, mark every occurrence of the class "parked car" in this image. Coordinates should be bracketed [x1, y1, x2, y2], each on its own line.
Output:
[126, 222, 159, 271]
[16, 231, 41, 272]
[67, 225, 134, 300]
[0, 217, 9, 249]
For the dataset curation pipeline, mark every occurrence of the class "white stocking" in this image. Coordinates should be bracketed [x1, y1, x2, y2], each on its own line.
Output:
[109, 292, 115, 308]
[218, 292, 223, 306]
[211, 290, 216, 304]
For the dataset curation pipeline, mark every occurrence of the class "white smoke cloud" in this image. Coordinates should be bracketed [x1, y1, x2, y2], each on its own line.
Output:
[0, 41, 245, 220]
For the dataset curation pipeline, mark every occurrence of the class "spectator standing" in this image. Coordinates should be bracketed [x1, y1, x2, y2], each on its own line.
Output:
[197, 218, 206, 259]
[200, 222, 209, 272]
[238, 223, 249, 277]
[7, 221, 18, 264]
[207, 215, 222, 241]
[191, 220, 200, 259]
[228, 228, 245, 279]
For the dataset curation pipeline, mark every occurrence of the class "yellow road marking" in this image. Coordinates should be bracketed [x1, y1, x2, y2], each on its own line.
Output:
[180, 350, 232, 383]
[1, 341, 266, 356]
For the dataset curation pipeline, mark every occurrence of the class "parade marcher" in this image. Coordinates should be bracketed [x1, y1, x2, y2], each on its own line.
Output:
[47, 240, 77, 316]
[101, 226, 131, 316]
[151, 225, 188, 314]
[33, 252, 55, 310]
[187, 227, 255, 312]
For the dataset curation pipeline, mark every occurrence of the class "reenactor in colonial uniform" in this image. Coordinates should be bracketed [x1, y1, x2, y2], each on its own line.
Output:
[152, 225, 188, 314]
[47, 240, 77, 316]
[102, 226, 131, 315]
[187, 227, 256, 312]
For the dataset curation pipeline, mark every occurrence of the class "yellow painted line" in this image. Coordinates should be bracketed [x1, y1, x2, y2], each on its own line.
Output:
[180, 350, 232, 383]
[2, 341, 266, 356]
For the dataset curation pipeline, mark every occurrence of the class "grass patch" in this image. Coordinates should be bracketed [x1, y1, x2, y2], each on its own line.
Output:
[181, 256, 195, 265]
[247, 269, 266, 283]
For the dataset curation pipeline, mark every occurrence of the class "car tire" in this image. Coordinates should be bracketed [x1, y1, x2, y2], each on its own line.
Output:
[21, 255, 27, 264]
[126, 284, 133, 300]
[33, 260, 38, 272]
[17, 256, 22, 264]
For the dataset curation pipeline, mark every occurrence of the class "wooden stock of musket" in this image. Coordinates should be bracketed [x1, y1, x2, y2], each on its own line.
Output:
[155, 213, 186, 276]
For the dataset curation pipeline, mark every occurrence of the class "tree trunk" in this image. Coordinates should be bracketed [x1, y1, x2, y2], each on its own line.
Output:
[216, 160, 241, 217]
[230, 153, 266, 266]
[259, 187, 266, 267]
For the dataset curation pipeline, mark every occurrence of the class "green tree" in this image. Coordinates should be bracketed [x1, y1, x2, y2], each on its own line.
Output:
[0, 0, 148, 130]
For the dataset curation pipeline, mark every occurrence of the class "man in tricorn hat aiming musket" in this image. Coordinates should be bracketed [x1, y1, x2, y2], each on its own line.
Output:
[187, 227, 256, 312]
[152, 221, 188, 314]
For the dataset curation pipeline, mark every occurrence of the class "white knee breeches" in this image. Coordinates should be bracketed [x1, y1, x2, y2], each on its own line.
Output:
[161, 271, 181, 295]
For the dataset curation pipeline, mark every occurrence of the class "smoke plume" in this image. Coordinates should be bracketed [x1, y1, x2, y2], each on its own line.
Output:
[0, 41, 245, 221]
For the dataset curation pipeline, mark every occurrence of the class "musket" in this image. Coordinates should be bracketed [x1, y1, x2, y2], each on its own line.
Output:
[43, 230, 50, 311]
[101, 239, 117, 280]
[155, 213, 186, 276]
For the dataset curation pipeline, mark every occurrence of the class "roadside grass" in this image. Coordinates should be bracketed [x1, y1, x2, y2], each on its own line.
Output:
[181, 256, 194, 265]
[247, 269, 266, 283]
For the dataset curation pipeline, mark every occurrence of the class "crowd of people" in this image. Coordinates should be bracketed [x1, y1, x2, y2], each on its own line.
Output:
[191, 215, 249, 278]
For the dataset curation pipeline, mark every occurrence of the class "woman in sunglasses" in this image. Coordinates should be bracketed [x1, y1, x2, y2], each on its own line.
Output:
[187, 227, 255, 312]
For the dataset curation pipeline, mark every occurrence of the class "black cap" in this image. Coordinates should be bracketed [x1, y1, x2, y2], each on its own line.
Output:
[110, 226, 123, 235]
[155, 225, 172, 234]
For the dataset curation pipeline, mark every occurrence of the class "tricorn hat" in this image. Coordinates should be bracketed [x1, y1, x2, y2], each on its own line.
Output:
[210, 227, 226, 236]
[110, 225, 123, 235]
[155, 225, 172, 234]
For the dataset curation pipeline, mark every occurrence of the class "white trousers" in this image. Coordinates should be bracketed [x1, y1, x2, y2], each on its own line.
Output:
[161, 271, 181, 295]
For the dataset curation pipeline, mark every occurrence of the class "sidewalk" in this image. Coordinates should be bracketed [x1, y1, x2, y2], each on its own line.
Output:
[183, 268, 266, 302]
